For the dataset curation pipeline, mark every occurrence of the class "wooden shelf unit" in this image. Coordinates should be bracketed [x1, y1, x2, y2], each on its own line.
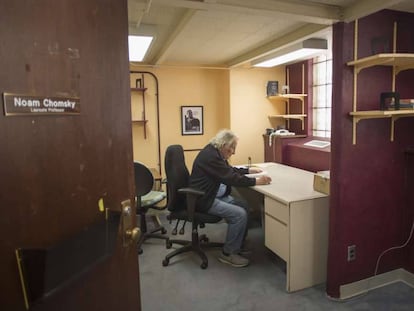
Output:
[347, 21, 414, 144]
[130, 82, 148, 138]
[268, 113, 307, 129]
[268, 94, 308, 102]
[131, 87, 147, 92]
[350, 110, 414, 142]
[267, 64, 308, 132]
[267, 93, 308, 130]
[347, 53, 414, 74]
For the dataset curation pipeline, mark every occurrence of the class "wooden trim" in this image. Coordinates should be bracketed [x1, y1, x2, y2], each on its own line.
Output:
[338, 268, 414, 300]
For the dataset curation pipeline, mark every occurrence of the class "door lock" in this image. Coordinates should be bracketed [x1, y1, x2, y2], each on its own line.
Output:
[121, 199, 141, 247]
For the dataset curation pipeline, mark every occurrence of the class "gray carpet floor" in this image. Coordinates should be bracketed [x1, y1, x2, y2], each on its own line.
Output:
[138, 213, 414, 311]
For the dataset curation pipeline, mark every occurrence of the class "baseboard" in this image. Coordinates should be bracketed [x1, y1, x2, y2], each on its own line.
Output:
[339, 268, 414, 300]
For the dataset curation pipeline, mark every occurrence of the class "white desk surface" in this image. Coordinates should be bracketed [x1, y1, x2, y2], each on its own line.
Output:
[250, 162, 328, 204]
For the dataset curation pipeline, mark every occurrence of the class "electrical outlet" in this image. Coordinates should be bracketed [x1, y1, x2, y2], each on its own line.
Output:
[347, 245, 356, 261]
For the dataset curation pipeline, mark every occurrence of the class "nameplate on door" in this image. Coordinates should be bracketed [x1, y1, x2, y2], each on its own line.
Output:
[2, 93, 80, 116]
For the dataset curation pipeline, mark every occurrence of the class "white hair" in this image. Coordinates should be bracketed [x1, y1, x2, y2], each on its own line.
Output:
[209, 129, 238, 149]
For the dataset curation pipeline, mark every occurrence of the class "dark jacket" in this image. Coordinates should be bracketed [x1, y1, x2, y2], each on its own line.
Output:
[189, 144, 256, 212]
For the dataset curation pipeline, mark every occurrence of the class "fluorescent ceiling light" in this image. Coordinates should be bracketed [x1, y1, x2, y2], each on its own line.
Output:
[253, 38, 327, 68]
[128, 35, 153, 62]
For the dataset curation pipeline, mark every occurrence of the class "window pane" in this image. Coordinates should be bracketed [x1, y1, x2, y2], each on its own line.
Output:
[314, 62, 326, 85]
[313, 85, 326, 107]
[312, 53, 332, 138]
[326, 60, 332, 85]
[326, 85, 332, 108]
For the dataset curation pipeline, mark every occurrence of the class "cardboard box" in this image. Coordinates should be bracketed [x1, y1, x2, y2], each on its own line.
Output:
[313, 170, 330, 195]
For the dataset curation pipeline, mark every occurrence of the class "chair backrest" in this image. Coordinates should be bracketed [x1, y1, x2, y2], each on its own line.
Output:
[164, 145, 189, 212]
[134, 162, 154, 197]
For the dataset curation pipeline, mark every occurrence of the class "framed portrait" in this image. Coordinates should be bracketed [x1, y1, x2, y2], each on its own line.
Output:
[181, 106, 203, 135]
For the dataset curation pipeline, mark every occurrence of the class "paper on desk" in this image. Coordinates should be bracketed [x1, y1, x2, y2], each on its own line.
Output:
[254, 162, 277, 168]
[245, 171, 268, 178]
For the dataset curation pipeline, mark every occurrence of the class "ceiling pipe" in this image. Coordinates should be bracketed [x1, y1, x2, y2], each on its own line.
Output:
[135, 0, 154, 28]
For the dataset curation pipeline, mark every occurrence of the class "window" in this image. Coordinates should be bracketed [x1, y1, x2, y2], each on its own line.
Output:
[312, 53, 332, 138]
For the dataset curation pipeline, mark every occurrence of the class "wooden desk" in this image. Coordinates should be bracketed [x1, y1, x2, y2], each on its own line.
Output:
[240, 162, 329, 292]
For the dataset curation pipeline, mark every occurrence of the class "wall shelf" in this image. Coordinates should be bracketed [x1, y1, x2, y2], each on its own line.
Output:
[350, 109, 414, 143]
[268, 94, 307, 130]
[269, 114, 307, 120]
[267, 94, 307, 101]
[130, 77, 148, 138]
[347, 53, 414, 74]
[347, 22, 414, 144]
[130, 71, 162, 174]
[347, 53, 414, 144]
[131, 87, 147, 92]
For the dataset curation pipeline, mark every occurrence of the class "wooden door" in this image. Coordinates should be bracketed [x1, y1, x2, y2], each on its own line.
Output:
[0, 1, 141, 310]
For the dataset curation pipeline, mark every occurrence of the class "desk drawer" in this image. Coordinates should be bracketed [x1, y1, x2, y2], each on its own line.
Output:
[264, 213, 288, 261]
[264, 197, 288, 224]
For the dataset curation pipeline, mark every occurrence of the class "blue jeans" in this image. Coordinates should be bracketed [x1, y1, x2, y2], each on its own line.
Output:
[208, 194, 249, 254]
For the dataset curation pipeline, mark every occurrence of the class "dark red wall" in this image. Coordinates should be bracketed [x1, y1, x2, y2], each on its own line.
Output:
[327, 10, 414, 298]
[405, 150, 414, 271]
[286, 60, 312, 135]
[284, 138, 330, 172]
[263, 135, 330, 172]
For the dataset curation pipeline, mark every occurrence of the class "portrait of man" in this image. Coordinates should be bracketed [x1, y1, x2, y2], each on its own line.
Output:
[181, 106, 203, 135]
[185, 109, 200, 131]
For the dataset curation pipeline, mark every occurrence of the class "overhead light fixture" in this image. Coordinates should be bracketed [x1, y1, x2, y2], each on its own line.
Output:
[252, 38, 327, 68]
[128, 35, 153, 62]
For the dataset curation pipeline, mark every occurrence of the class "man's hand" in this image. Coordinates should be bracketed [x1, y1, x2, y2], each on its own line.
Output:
[256, 175, 272, 185]
[248, 167, 262, 174]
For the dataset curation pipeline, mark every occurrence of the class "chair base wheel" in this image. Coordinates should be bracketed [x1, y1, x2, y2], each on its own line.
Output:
[161, 228, 167, 234]
[200, 262, 208, 269]
[162, 258, 169, 266]
[166, 240, 172, 249]
[138, 248, 143, 255]
[200, 235, 209, 243]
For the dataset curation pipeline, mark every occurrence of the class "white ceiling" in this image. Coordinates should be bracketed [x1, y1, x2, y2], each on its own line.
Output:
[127, 0, 414, 68]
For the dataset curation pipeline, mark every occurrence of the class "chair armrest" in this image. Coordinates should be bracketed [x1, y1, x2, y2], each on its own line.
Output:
[178, 188, 205, 221]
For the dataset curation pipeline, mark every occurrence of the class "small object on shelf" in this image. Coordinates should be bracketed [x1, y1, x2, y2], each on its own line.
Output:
[136, 78, 142, 88]
[282, 85, 290, 94]
[380, 91, 400, 110]
[396, 99, 414, 109]
[268, 129, 295, 146]
[266, 81, 278, 96]
[274, 129, 295, 136]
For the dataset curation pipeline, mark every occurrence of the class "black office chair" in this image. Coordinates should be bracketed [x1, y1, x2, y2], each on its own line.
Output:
[162, 145, 223, 269]
[134, 162, 168, 254]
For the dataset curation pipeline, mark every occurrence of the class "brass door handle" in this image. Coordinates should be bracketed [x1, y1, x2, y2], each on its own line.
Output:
[121, 199, 141, 247]
[126, 227, 141, 243]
